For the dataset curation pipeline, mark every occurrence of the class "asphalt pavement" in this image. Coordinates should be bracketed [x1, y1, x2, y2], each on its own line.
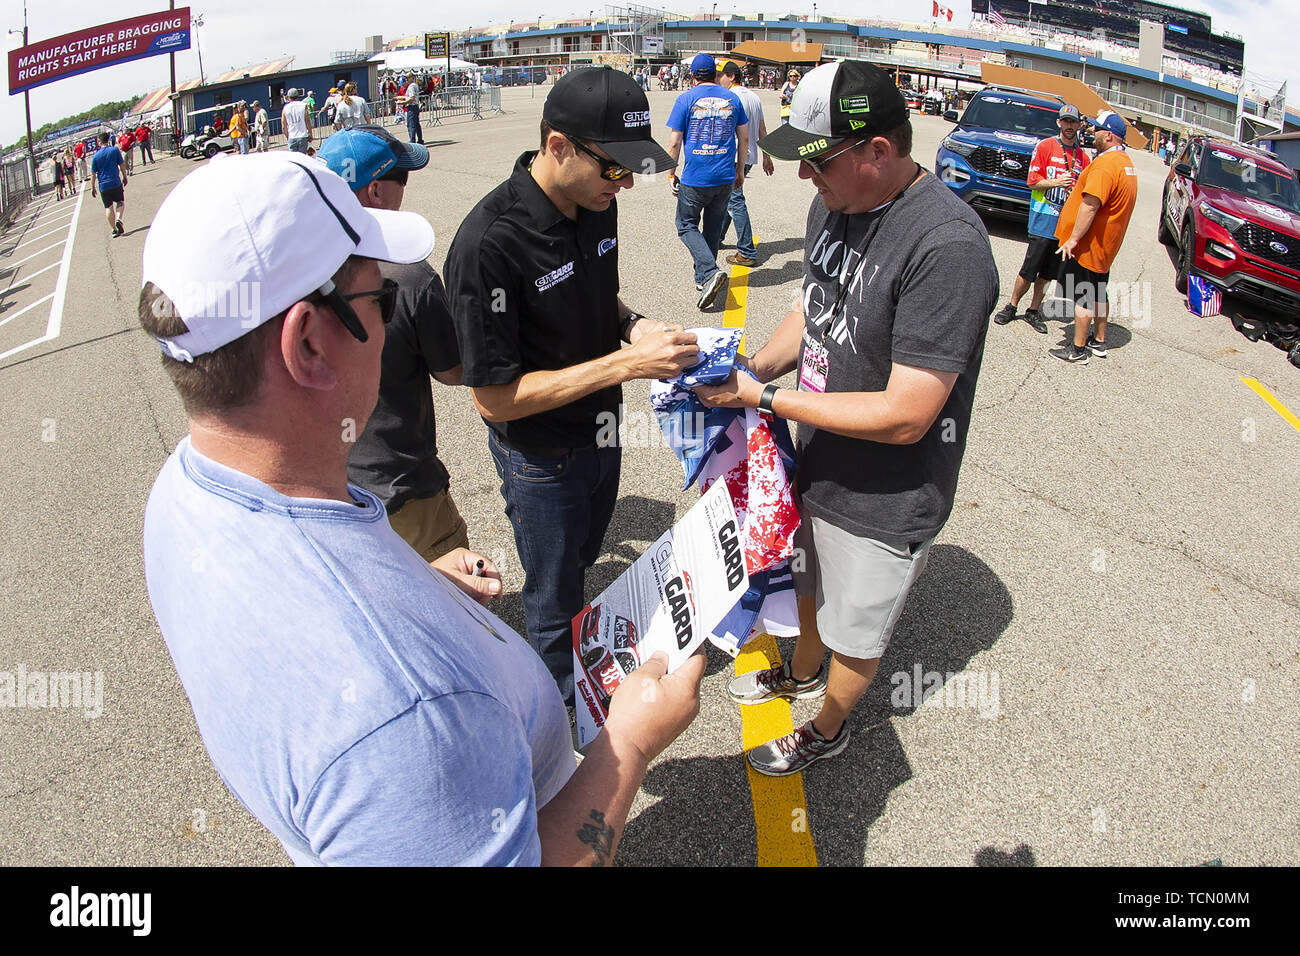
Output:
[1, 86, 1297, 866]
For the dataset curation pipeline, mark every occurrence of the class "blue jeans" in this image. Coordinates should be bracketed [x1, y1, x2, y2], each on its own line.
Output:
[406, 109, 423, 144]
[288, 137, 309, 153]
[236, 137, 249, 155]
[676, 182, 732, 285]
[488, 431, 621, 708]
[721, 163, 756, 259]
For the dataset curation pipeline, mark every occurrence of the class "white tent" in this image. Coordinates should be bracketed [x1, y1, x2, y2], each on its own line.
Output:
[369, 48, 482, 73]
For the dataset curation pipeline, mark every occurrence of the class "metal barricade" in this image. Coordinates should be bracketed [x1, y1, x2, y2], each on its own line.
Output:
[0, 154, 36, 231]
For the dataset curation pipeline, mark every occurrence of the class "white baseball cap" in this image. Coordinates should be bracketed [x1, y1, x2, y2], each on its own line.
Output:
[143, 152, 434, 362]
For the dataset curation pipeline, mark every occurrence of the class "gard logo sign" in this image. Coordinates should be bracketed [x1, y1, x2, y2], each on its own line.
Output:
[535, 261, 575, 292]
[622, 110, 650, 127]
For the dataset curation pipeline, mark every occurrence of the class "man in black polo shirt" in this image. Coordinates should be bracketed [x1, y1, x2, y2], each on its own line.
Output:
[318, 125, 471, 562]
[444, 67, 699, 712]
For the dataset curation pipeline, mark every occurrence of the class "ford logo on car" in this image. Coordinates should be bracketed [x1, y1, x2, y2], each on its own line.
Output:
[1001, 158, 1023, 171]
[1270, 240, 1290, 255]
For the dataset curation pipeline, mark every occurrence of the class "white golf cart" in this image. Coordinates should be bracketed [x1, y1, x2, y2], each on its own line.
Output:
[179, 105, 237, 159]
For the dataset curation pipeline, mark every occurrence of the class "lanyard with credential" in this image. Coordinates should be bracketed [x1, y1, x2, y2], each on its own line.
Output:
[824, 161, 925, 334]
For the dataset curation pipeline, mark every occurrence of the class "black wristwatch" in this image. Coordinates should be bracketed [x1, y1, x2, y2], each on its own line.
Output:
[758, 383, 779, 415]
[619, 312, 647, 342]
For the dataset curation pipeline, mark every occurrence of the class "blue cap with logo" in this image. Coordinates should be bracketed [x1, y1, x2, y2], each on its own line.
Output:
[1091, 109, 1128, 139]
[690, 53, 717, 78]
[318, 124, 430, 191]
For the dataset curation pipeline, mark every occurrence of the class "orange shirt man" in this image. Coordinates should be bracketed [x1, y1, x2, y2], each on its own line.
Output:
[1051, 110, 1138, 365]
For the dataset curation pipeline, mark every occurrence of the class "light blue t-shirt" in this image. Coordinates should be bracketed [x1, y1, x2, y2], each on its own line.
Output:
[143, 437, 574, 865]
[667, 84, 748, 188]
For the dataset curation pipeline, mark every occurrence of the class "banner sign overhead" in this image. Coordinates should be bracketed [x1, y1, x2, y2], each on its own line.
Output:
[9, 8, 192, 95]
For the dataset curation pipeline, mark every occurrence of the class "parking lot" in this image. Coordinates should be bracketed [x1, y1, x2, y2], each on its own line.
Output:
[1, 85, 1297, 866]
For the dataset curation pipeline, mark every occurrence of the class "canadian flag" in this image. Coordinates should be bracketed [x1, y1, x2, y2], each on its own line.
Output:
[932, 1, 954, 20]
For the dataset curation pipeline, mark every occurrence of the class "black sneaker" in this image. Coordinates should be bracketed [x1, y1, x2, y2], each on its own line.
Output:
[1049, 343, 1089, 365]
[992, 303, 1018, 325]
[1024, 309, 1048, 334]
[114, 220, 125, 236]
[746, 720, 850, 776]
[1086, 336, 1107, 357]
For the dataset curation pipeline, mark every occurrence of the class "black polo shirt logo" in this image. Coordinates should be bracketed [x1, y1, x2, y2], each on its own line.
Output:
[535, 261, 575, 292]
[598, 237, 617, 256]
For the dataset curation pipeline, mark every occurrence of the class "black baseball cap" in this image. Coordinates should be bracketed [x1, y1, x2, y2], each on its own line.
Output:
[720, 61, 743, 79]
[543, 66, 676, 174]
[760, 60, 909, 161]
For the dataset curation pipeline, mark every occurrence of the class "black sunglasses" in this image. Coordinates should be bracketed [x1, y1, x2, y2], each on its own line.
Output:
[314, 277, 399, 343]
[564, 134, 633, 181]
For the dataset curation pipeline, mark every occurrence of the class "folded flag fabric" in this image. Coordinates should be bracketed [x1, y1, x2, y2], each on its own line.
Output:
[651, 328, 801, 652]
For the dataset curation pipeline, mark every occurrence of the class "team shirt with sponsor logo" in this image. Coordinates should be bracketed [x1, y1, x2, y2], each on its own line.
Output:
[666, 83, 748, 188]
[1027, 136, 1091, 239]
[444, 151, 622, 448]
[797, 173, 998, 549]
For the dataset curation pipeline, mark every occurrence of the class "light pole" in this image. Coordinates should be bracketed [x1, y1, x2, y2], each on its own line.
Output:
[193, 13, 206, 87]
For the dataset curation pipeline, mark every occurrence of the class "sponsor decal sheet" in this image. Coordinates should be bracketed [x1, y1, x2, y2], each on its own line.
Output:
[571, 480, 749, 749]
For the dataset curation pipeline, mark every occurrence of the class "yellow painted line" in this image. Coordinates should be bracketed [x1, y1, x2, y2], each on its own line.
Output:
[735, 635, 818, 866]
[723, 237, 818, 867]
[1240, 377, 1300, 435]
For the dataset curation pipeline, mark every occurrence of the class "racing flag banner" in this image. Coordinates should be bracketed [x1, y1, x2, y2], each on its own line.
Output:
[8, 8, 192, 96]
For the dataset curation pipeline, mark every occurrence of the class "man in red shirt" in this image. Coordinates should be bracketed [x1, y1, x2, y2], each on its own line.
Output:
[135, 124, 155, 165]
[117, 131, 135, 175]
[73, 140, 87, 183]
[1050, 111, 1139, 364]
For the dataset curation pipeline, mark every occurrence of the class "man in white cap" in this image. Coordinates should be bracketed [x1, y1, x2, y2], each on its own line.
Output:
[1049, 110, 1138, 364]
[695, 60, 998, 776]
[139, 152, 704, 864]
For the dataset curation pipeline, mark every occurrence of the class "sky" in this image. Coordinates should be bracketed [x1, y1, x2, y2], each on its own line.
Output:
[3, 0, 1295, 148]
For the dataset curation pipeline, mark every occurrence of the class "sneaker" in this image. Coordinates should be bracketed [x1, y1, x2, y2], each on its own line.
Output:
[1086, 336, 1107, 357]
[746, 720, 850, 776]
[114, 220, 124, 236]
[1049, 343, 1089, 365]
[725, 253, 756, 267]
[1024, 309, 1048, 334]
[696, 270, 727, 310]
[992, 303, 1018, 325]
[728, 660, 827, 705]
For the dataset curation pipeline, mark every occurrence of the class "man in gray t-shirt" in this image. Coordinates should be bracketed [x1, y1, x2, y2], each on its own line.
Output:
[696, 61, 998, 777]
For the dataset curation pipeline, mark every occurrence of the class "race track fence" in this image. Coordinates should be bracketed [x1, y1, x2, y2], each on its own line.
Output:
[0, 154, 36, 231]
[171, 86, 506, 157]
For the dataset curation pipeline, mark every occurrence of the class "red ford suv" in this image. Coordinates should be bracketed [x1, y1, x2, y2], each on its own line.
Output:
[1159, 136, 1300, 311]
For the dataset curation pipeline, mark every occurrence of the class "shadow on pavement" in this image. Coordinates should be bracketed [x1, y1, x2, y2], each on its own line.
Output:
[975, 842, 1038, 866]
[621, 545, 1012, 866]
[801, 544, 1012, 865]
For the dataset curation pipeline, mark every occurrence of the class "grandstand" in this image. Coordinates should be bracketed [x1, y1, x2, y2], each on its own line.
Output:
[990, 0, 1244, 75]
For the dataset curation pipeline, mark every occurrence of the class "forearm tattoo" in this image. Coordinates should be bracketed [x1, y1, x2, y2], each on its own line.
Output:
[576, 810, 615, 866]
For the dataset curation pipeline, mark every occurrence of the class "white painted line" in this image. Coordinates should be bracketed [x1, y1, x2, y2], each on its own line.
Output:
[27, 208, 75, 229]
[44, 185, 84, 343]
[0, 189, 83, 363]
[2, 225, 71, 254]
[1, 241, 65, 272]
[1, 259, 62, 295]
[0, 291, 54, 329]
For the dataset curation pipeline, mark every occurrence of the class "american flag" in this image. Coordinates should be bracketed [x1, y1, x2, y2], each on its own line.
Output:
[989, 7, 1008, 25]
[1188, 276, 1223, 316]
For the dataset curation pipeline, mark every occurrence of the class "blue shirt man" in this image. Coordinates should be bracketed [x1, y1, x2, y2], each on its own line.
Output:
[666, 54, 748, 309]
[89, 133, 127, 237]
